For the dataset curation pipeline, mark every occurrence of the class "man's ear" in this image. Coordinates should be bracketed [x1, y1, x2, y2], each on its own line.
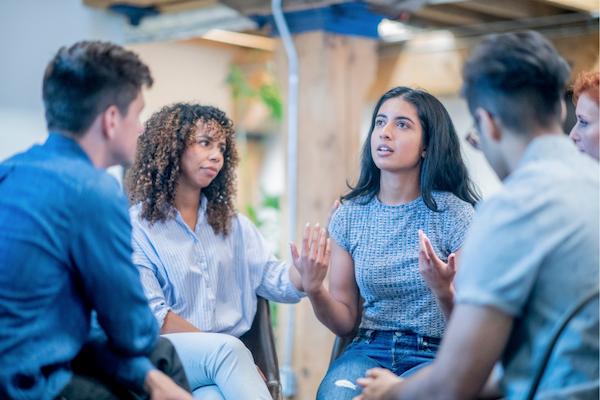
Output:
[101, 105, 120, 140]
[560, 99, 567, 123]
[475, 107, 501, 142]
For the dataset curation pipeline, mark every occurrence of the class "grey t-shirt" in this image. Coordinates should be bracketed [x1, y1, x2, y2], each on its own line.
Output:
[329, 191, 474, 338]
[455, 135, 600, 399]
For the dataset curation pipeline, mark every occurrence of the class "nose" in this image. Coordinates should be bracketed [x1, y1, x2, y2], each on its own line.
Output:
[209, 147, 222, 162]
[379, 123, 392, 141]
[569, 125, 580, 142]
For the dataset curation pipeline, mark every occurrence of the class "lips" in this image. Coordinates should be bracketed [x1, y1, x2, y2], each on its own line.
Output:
[201, 166, 219, 176]
[376, 144, 394, 155]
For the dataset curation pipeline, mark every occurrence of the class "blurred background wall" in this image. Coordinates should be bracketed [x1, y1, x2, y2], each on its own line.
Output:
[0, 0, 597, 398]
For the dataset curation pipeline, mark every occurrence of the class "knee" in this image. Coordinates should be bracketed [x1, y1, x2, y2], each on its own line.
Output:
[214, 334, 252, 359]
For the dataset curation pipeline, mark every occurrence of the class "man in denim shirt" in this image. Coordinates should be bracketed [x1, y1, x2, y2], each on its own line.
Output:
[0, 41, 192, 400]
[353, 32, 599, 400]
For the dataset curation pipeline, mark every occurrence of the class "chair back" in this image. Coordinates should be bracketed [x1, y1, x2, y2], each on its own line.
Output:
[240, 296, 281, 400]
[524, 287, 600, 400]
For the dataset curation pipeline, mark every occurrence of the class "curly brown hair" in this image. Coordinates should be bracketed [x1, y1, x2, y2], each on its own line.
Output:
[125, 103, 239, 236]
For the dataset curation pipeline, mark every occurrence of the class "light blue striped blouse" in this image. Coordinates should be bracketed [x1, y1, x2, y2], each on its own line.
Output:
[130, 196, 305, 338]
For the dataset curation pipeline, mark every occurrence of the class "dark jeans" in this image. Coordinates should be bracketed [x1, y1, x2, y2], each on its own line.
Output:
[317, 329, 440, 400]
[55, 338, 191, 400]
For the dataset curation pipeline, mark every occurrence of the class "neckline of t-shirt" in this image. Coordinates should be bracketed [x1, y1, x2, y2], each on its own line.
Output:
[371, 193, 424, 210]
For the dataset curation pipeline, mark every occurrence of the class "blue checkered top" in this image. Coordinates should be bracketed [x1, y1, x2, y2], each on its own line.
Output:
[329, 191, 475, 338]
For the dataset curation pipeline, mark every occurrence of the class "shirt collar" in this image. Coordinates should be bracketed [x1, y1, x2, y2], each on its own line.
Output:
[45, 132, 93, 165]
[517, 134, 575, 170]
[174, 194, 208, 232]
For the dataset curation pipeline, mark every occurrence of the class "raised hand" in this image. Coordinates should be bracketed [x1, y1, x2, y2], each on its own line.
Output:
[418, 229, 456, 299]
[354, 368, 404, 400]
[290, 223, 331, 296]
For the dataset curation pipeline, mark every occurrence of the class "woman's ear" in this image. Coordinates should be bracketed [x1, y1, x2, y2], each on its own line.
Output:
[421, 149, 426, 158]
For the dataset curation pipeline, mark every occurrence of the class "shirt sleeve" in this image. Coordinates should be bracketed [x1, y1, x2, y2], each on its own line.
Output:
[86, 312, 154, 395]
[69, 175, 158, 358]
[454, 193, 564, 317]
[445, 199, 476, 254]
[239, 215, 305, 303]
[131, 233, 172, 328]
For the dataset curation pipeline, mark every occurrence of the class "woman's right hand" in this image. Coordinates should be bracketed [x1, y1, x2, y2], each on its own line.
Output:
[418, 229, 456, 296]
[290, 223, 331, 296]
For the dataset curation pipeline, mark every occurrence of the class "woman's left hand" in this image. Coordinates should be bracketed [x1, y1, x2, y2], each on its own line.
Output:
[418, 229, 456, 299]
[290, 223, 331, 296]
[354, 368, 404, 400]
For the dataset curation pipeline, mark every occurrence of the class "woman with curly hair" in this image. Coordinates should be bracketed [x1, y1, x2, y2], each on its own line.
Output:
[569, 70, 599, 160]
[125, 103, 330, 400]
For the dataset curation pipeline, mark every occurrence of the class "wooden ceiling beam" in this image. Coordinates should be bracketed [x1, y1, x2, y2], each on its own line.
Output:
[84, 0, 221, 13]
[452, 0, 565, 20]
[413, 3, 502, 26]
[537, 0, 599, 12]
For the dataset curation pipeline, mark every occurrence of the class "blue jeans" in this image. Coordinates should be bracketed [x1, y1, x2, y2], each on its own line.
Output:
[316, 329, 440, 400]
[162, 333, 271, 400]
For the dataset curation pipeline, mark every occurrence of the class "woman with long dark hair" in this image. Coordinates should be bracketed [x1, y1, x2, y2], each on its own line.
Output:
[298, 87, 479, 400]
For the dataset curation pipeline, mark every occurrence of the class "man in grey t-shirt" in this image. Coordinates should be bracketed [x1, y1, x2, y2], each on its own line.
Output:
[353, 31, 599, 400]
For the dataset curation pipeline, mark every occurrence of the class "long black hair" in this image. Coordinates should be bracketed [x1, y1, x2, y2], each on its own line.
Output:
[342, 86, 479, 211]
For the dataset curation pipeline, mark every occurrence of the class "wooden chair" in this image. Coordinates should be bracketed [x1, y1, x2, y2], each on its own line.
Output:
[240, 296, 281, 400]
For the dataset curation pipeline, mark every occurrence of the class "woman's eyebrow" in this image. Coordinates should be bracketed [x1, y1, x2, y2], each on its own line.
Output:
[396, 116, 414, 124]
[376, 114, 414, 124]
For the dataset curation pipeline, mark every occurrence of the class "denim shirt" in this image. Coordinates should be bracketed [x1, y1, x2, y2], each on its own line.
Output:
[0, 134, 158, 400]
[456, 135, 600, 399]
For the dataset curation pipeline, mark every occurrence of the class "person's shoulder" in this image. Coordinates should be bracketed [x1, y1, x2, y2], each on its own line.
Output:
[76, 171, 128, 216]
[431, 191, 475, 215]
[129, 202, 144, 222]
[338, 195, 373, 213]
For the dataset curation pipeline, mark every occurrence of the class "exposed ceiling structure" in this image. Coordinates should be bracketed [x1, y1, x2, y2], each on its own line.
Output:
[84, 0, 599, 42]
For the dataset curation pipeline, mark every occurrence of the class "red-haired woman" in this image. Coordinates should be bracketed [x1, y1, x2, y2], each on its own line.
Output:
[570, 70, 599, 160]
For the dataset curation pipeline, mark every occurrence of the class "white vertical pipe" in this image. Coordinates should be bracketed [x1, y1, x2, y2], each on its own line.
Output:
[272, 0, 299, 396]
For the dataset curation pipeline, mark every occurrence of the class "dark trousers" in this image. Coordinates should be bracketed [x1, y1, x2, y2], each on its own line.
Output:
[55, 338, 191, 400]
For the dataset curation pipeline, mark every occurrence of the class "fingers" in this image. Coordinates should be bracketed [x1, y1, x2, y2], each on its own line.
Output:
[352, 396, 365, 400]
[448, 253, 457, 274]
[418, 230, 431, 263]
[324, 238, 332, 264]
[309, 223, 321, 260]
[356, 377, 371, 388]
[301, 223, 310, 256]
[289, 242, 299, 261]
[423, 233, 437, 260]
[316, 228, 328, 264]
[255, 365, 267, 383]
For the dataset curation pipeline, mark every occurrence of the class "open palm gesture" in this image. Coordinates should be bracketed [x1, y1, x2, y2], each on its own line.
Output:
[418, 229, 456, 300]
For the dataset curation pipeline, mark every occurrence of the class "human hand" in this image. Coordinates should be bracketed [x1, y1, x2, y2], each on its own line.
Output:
[144, 369, 194, 400]
[418, 229, 456, 300]
[290, 223, 331, 296]
[354, 368, 404, 400]
[256, 364, 267, 383]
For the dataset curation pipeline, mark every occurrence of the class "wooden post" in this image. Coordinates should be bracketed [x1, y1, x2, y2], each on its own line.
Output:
[275, 31, 377, 400]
